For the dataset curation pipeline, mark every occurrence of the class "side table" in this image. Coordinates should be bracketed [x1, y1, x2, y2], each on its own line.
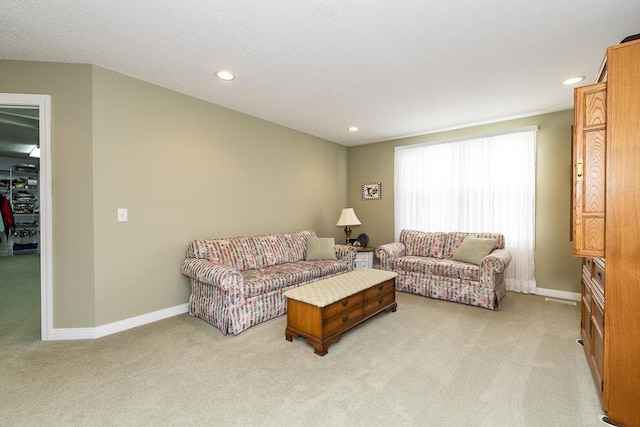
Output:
[354, 246, 374, 270]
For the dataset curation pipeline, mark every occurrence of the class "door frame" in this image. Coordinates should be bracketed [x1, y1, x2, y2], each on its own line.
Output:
[0, 93, 53, 340]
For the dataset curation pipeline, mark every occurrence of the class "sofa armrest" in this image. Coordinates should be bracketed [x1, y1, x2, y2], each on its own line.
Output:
[375, 242, 406, 271]
[335, 244, 358, 271]
[181, 258, 243, 292]
[481, 249, 512, 274]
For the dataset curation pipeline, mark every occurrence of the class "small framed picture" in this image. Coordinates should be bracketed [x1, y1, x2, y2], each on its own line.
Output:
[362, 182, 381, 200]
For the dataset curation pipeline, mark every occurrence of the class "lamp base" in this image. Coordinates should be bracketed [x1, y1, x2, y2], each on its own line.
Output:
[344, 226, 352, 245]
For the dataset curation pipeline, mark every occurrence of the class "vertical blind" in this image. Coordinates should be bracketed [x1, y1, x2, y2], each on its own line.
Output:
[394, 127, 537, 293]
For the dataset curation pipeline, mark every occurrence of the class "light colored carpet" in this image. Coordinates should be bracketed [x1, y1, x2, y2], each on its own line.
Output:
[0, 256, 604, 426]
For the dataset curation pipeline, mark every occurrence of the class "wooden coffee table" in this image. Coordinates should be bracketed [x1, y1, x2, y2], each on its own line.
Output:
[283, 268, 397, 356]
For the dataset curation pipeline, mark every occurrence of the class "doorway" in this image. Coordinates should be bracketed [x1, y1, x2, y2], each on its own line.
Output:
[0, 94, 52, 341]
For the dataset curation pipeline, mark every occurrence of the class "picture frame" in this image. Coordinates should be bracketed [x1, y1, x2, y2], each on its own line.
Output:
[362, 182, 381, 200]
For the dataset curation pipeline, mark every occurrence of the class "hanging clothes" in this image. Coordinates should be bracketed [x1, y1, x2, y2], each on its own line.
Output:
[0, 193, 15, 239]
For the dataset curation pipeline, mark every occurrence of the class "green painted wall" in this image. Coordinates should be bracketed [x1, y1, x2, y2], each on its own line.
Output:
[0, 61, 96, 327]
[90, 66, 348, 325]
[1, 61, 348, 328]
[347, 111, 582, 294]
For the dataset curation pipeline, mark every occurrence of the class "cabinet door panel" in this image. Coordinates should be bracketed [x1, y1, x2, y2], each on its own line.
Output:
[582, 218, 605, 252]
[573, 83, 607, 257]
[584, 131, 606, 211]
[584, 89, 606, 126]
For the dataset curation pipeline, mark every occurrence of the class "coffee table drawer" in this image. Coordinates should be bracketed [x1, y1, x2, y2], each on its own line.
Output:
[365, 291, 395, 315]
[323, 293, 364, 319]
[324, 306, 363, 337]
[364, 279, 394, 299]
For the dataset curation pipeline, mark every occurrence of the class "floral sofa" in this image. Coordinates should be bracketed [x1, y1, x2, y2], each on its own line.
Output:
[376, 230, 512, 310]
[181, 230, 357, 335]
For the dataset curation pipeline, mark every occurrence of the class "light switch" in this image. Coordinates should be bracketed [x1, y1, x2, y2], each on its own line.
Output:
[117, 208, 128, 222]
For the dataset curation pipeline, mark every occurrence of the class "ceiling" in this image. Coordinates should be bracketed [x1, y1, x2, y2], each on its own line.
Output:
[0, 107, 39, 159]
[0, 1, 639, 147]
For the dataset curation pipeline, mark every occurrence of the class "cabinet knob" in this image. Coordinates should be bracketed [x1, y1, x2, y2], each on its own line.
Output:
[341, 299, 349, 307]
[576, 158, 583, 181]
[341, 315, 349, 323]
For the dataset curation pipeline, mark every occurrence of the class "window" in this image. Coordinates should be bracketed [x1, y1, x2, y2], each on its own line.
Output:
[394, 127, 537, 293]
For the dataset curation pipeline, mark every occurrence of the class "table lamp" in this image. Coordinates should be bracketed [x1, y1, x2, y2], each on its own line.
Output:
[336, 208, 361, 244]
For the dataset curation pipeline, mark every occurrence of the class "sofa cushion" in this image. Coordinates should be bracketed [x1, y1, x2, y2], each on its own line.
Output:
[400, 230, 447, 258]
[284, 230, 317, 262]
[242, 260, 349, 298]
[443, 232, 504, 259]
[206, 237, 258, 270]
[186, 230, 318, 271]
[295, 259, 351, 283]
[394, 256, 442, 274]
[242, 265, 295, 298]
[393, 256, 480, 281]
[305, 237, 337, 261]
[250, 234, 292, 268]
[452, 237, 496, 266]
[433, 259, 481, 281]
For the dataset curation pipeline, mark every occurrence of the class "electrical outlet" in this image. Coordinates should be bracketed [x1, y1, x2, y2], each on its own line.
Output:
[117, 208, 128, 222]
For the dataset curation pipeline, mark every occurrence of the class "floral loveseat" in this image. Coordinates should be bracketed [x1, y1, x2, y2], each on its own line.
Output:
[181, 230, 357, 335]
[376, 230, 511, 310]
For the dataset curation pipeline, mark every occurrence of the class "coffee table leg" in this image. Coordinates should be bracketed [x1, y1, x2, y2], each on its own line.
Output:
[285, 328, 295, 342]
[312, 341, 327, 356]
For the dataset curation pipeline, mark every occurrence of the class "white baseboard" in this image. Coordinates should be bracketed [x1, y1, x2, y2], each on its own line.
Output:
[49, 303, 189, 341]
[47, 288, 578, 340]
[534, 287, 580, 302]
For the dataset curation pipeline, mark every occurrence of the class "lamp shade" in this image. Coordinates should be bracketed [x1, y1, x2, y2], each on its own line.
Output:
[336, 208, 361, 226]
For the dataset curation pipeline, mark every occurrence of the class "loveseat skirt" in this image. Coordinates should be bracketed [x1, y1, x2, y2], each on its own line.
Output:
[395, 271, 505, 310]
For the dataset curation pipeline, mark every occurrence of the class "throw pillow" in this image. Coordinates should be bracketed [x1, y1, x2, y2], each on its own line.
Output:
[452, 237, 496, 266]
[305, 237, 337, 261]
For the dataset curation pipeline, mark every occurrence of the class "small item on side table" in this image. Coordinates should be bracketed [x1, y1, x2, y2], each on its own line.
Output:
[356, 233, 369, 247]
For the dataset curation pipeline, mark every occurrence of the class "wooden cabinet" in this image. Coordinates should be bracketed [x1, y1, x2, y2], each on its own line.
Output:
[581, 257, 605, 399]
[573, 38, 640, 427]
[602, 39, 640, 427]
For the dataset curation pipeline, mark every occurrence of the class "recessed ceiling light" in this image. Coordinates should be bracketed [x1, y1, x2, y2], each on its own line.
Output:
[348, 126, 359, 132]
[216, 70, 235, 81]
[563, 76, 585, 85]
